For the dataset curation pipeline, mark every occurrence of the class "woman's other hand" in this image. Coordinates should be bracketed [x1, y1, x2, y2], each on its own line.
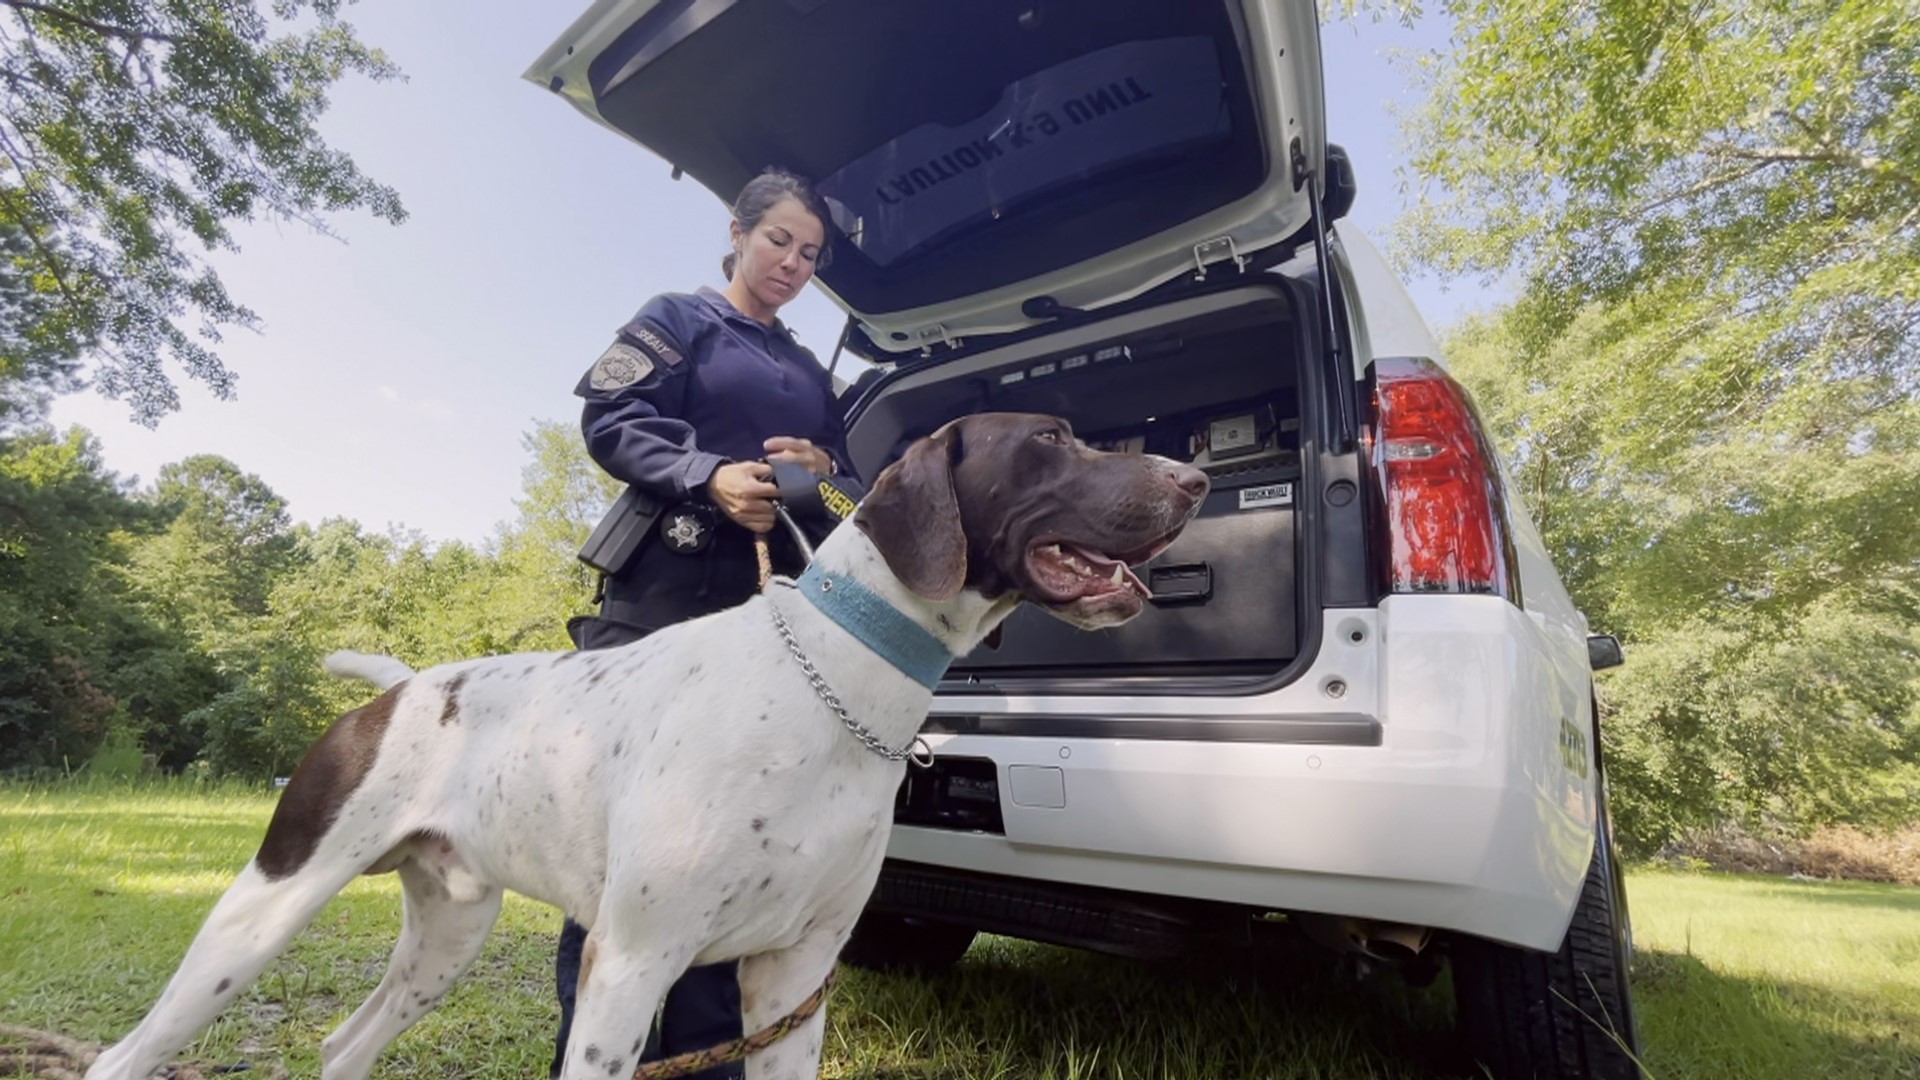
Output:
[763, 436, 834, 477]
[710, 461, 780, 533]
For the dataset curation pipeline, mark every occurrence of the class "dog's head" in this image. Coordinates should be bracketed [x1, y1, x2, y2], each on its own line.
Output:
[853, 413, 1209, 629]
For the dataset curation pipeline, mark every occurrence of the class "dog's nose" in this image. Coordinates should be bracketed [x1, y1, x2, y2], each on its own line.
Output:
[1168, 463, 1210, 501]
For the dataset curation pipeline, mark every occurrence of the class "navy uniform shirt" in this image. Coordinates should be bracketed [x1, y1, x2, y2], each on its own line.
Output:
[575, 287, 858, 627]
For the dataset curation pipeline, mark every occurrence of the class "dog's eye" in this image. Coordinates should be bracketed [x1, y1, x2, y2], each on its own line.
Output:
[1034, 428, 1066, 445]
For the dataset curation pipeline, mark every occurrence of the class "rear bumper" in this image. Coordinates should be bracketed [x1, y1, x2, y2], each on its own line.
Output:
[884, 595, 1597, 952]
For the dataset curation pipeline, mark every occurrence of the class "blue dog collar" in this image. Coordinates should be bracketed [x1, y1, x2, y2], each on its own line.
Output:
[790, 563, 953, 691]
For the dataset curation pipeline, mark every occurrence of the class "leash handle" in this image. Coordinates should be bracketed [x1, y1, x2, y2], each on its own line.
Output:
[754, 505, 816, 593]
[753, 453, 819, 593]
[773, 504, 815, 563]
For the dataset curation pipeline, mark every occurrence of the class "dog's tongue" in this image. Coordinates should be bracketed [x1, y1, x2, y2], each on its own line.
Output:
[1069, 544, 1150, 599]
[1030, 542, 1151, 600]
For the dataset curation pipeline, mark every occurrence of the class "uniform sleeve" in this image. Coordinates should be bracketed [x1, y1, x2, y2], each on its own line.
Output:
[575, 297, 729, 499]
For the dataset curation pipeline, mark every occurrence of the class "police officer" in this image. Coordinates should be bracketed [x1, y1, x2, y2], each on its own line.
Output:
[553, 168, 859, 1080]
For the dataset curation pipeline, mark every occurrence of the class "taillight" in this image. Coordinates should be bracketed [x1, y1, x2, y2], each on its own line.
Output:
[1364, 356, 1521, 603]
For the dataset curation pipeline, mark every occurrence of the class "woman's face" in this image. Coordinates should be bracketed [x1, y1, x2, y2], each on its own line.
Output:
[730, 196, 825, 314]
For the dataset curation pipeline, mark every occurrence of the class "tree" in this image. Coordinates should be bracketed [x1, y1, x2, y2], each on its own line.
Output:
[1442, 312, 1920, 848]
[0, 221, 80, 428]
[1398, 0, 1920, 847]
[486, 419, 620, 652]
[0, 425, 143, 767]
[0, 0, 405, 425]
[127, 454, 294, 631]
[0, 420, 619, 777]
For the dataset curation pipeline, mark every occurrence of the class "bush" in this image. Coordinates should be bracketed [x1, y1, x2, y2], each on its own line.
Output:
[85, 733, 148, 779]
[1662, 822, 1920, 886]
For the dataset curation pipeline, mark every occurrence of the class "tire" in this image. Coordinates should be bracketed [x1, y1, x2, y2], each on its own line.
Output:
[838, 911, 978, 976]
[1452, 802, 1642, 1078]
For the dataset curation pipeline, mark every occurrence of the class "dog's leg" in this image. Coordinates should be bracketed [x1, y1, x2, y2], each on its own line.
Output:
[738, 929, 852, 1080]
[317, 859, 502, 1080]
[84, 857, 369, 1080]
[555, 932, 693, 1080]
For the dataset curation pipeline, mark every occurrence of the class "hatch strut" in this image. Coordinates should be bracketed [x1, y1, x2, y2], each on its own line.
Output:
[825, 314, 853, 380]
[1291, 138, 1357, 455]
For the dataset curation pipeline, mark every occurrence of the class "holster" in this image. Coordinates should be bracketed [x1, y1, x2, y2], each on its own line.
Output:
[577, 485, 665, 577]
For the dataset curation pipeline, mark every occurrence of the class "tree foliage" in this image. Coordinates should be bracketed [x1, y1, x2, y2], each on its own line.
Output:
[0, 420, 610, 779]
[1401, 0, 1920, 848]
[0, 220, 79, 426]
[0, 0, 405, 425]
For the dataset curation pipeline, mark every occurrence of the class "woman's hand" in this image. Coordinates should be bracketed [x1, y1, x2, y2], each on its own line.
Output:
[764, 436, 834, 477]
[709, 461, 780, 533]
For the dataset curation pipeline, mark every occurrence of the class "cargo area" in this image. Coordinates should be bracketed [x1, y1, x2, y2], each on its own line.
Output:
[844, 287, 1319, 682]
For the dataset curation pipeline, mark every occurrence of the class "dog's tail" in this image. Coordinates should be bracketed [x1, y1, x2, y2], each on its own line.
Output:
[323, 650, 416, 692]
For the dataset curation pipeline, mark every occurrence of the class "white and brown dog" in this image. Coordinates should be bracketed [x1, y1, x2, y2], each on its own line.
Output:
[85, 413, 1208, 1080]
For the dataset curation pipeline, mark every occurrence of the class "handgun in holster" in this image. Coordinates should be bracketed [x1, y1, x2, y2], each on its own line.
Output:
[577, 485, 665, 578]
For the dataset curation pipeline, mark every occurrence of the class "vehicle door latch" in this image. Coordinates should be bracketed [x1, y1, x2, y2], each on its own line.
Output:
[917, 323, 963, 354]
[1192, 235, 1247, 280]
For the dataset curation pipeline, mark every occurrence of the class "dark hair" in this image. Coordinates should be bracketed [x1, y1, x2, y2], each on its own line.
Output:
[721, 167, 835, 280]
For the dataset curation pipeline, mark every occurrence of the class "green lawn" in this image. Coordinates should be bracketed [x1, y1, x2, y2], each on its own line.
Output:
[2, 784, 1916, 1079]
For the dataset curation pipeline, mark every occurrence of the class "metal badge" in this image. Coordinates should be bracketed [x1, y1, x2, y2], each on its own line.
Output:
[660, 506, 715, 554]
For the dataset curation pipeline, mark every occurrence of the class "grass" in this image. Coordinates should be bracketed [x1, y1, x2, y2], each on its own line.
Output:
[1626, 873, 1920, 1078]
[3, 782, 1917, 1080]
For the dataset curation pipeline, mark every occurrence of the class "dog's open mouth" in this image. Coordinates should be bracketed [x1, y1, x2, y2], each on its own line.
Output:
[1025, 532, 1180, 606]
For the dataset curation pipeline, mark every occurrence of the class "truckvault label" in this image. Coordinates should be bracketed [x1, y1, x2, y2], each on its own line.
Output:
[1238, 483, 1294, 510]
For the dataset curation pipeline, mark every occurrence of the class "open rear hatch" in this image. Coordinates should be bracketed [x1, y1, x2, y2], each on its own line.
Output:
[844, 284, 1326, 683]
[526, 0, 1328, 352]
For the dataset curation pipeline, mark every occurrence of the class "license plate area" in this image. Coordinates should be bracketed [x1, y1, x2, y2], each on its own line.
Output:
[893, 756, 1005, 835]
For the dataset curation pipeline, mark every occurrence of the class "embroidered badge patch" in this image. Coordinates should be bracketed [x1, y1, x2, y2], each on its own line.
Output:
[589, 343, 653, 391]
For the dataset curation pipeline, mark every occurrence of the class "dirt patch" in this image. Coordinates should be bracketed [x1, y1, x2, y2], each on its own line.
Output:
[1660, 822, 1920, 886]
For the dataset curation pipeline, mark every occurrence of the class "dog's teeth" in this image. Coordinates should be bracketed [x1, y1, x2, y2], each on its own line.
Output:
[1110, 564, 1124, 585]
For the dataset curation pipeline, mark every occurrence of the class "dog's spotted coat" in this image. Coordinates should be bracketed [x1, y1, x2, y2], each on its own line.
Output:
[84, 414, 1206, 1080]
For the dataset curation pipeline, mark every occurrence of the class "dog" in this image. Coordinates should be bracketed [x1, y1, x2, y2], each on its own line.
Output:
[85, 412, 1208, 1080]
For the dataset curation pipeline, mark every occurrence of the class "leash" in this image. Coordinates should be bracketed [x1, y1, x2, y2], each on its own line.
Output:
[754, 504, 814, 593]
[0, 978, 834, 1080]
[627, 970, 835, 1079]
[0, 1024, 288, 1078]
[753, 485, 936, 768]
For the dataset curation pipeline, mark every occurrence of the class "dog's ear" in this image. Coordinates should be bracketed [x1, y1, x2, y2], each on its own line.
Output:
[854, 423, 967, 600]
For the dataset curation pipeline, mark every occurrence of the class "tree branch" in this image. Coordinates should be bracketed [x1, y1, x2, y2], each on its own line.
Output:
[0, 0, 175, 45]
[1705, 140, 1918, 191]
[1632, 159, 1777, 220]
[0, 129, 83, 314]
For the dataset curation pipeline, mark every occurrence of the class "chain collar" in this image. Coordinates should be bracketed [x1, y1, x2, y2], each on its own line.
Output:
[768, 584, 935, 768]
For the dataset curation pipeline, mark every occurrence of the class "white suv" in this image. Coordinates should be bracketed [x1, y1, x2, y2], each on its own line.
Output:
[529, 3, 1640, 1076]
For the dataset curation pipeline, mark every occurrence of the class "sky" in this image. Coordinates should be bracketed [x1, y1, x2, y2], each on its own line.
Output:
[47, 3, 1498, 547]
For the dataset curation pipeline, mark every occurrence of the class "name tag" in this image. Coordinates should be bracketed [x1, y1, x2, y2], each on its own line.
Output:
[1238, 483, 1294, 510]
[818, 480, 858, 521]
